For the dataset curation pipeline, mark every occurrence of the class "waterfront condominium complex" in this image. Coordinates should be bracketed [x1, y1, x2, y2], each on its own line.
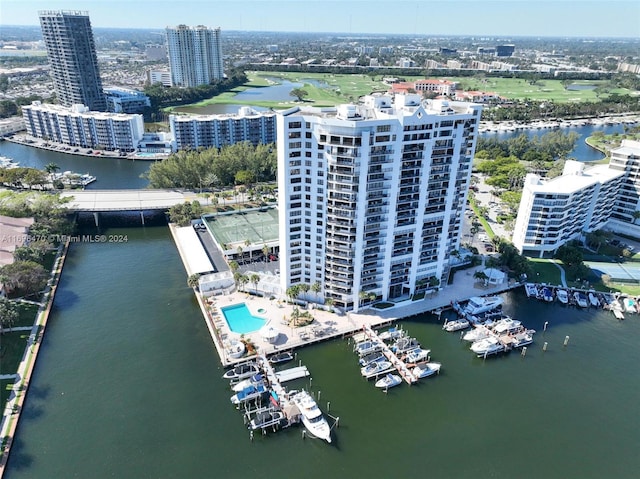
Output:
[166, 25, 223, 87]
[512, 160, 625, 257]
[277, 93, 482, 312]
[169, 107, 276, 150]
[22, 102, 144, 152]
[38, 10, 106, 111]
[512, 140, 640, 256]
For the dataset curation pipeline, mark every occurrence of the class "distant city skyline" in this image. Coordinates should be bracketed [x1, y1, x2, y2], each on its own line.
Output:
[2, 0, 639, 38]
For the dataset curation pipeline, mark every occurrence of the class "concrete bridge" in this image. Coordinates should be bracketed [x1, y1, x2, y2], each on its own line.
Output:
[61, 189, 192, 225]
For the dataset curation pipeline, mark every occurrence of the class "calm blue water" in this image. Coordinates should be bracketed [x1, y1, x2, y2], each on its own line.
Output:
[480, 123, 628, 161]
[221, 303, 266, 333]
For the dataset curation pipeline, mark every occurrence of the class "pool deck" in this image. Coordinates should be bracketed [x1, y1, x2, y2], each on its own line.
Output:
[170, 219, 523, 366]
[195, 270, 523, 367]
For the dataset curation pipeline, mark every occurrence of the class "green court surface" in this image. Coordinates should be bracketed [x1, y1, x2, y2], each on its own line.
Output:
[203, 208, 279, 247]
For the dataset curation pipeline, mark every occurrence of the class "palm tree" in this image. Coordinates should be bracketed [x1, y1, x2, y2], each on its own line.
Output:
[187, 274, 201, 290]
[474, 271, 489, 285]
[298, 283, 310, 301]
[236, 245, 243, 262]
[325, 297, 335, 312]
[250, 273, 260, 295]
[245, 239, 252, 262]
[359, 290, 369, 307]
[229, 260, 239, 273]
[44, 162, 60, 175]
[286, 285, 300, 305]
[311, 281, 322, 303]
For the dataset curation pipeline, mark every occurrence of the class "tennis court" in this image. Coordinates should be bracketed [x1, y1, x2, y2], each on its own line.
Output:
[585, 260, 640, 283]
[203, 207, 279, 248]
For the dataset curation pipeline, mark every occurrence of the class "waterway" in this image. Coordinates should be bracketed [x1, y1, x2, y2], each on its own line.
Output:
[5, 225, 640, 478]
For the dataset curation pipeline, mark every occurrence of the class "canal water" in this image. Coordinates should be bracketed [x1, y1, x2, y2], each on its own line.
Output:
[5, 225, 640, 478]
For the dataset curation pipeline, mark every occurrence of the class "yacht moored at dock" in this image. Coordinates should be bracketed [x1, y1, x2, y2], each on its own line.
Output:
[464, 296, 504, 315]
[290, 389, 332, 443]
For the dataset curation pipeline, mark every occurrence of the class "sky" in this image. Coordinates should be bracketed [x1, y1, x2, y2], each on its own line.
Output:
[1, 0, 639, 38]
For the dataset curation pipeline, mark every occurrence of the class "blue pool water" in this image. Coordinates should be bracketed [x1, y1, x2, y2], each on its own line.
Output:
[221, 303, 266, 334]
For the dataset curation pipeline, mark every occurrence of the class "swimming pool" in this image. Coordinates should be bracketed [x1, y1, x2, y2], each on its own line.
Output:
[221, 303, 266, 334]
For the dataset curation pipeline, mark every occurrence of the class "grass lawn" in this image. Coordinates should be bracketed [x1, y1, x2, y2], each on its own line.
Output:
[527, 258, 563, 285]
[0, 331, 29, 375]
[15, 302, 39, 328]
[1, 378, 18, 409]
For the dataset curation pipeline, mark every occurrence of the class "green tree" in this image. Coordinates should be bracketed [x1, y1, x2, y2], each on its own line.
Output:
[290, 88, 309, 102]
[187, 273, 201, 290]
[0, 260, 48, 298]
[250, 273, 260, 294]
[0, 297, 19, 332]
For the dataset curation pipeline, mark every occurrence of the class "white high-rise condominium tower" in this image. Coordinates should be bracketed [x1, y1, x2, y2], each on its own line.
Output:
[39, 10, 106, 111]
[277, 94, 482, 312]
[166, 25, 223, 87]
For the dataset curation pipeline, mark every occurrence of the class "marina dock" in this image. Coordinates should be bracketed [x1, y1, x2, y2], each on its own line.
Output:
[359, 325, 416, 385]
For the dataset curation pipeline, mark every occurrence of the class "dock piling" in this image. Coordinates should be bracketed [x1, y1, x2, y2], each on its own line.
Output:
[327, 401, 330, 412]
[543, 341, 548, 351]
[543, 321, 549, 332]
[521, 346, 527, 357]
[563, 335, 570, 346]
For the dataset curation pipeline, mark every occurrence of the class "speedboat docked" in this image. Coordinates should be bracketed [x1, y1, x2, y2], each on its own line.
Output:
[542, 287, 554, 302]
[402, 347, 431, 364]
[354, 340, 383, 356]
[359, 351, 385, 367]
[510, 330, 535, 349]
[375, 373, 402, 389]
[378, 327, 404, 342]
[574, 291, 589, 308]
[470, 336, 505, 357]
[464, 295, 504, 315]
[524, 283, 538, 298]
[230, 383, 268, 405]
[556, 289, 569, 304]
[361, 360, 392, 378]
[231, 373, 264, 392]
[443, 319, 470, 332]
[462, 325, 492, 342]
[269, 351, 294, 365]
[588, 292, 600, 307]
[249, 408, 285, 430]
[392, 336, 421, 353]
[223, 362, 260, 381]
[411, 362, 442, 379]
[0, 156, 20, 169]
[624, 297, 636, 314]
[291, 390, 332, 443]
[492, 318, 523, 335]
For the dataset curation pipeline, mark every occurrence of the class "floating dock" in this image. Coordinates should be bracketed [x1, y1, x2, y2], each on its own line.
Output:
[359, 325, 417, 385]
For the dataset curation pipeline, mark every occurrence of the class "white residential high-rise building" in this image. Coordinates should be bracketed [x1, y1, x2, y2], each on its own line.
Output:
[512, 161, 625, 256]
[166, 25, 223, 88]
[277, 94, 482, 312]
[39, 10, 106, 111]
[169, 107, 276, 150]
[22, 102, 144, 152]
[606, 140, 640, 235]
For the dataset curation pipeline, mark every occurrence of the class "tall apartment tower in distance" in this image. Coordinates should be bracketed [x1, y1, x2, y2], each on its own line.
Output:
[38, 10, 106, 111]
[166, 25, 224, 88]
[277, 94, 482, 312]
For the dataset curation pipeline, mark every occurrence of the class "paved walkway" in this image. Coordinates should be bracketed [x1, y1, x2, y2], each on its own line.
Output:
[550, 259, 568, 287]
[0, 327, 33, 332]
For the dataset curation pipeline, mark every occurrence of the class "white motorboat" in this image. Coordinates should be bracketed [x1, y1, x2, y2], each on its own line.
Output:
[524, 283, 538, 298]
[556, 289, 569, 304]
[354, 340, 383, 356]
[378, 327, 404, 342]
[443, 319, 470, 332]
[269, 351, 294, 365]
[249, 408, 285, 430]
[291, 390, 332, 443]
[470, 336, 505, 357]
[361, 360, 392, 378]
[231, 373, 264, 392]
[510, 330, 535, 349]
[542, 287, 554, 302]
[624, 297, 636, 314]
[230, 383, 267, 405]
[392, 336, 421, 353]
[462, 326, 492, 342]
[412, 362, 442, 379]
[0, 156, 20, 169]
[574, 291, 589, 308]
[464, 295, 504, 315]
[402, 347, 431, 364]
[359, 351, 385, 367]
[223, 362, 260, 381]
[492, 318, 523, 335]
[375, 373, 402, 389]
[588, 292, 600, 307]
